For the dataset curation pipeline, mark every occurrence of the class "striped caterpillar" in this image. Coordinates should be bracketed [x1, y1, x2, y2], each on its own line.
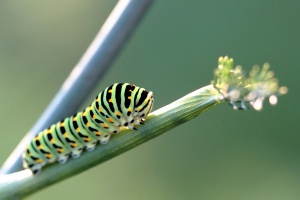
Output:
[22, 83, 154, 174]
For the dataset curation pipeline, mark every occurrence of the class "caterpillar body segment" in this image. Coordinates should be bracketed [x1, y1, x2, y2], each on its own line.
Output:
[22, 83, 154, 174]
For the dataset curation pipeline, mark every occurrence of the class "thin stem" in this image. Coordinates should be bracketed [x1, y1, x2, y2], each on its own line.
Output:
[0, 0, 154, 174]
[0, 85, 220, 199]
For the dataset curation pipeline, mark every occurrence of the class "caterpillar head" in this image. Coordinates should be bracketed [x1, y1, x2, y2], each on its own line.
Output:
[134, 90, 154, 119]
[125, 88, 154, 130]
[125, 90, 153, 130]
[118, 86, 154, 130]
[139, 91, 154, 117]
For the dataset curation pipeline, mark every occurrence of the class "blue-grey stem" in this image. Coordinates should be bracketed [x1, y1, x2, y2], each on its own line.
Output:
[0, 0, 154, 174]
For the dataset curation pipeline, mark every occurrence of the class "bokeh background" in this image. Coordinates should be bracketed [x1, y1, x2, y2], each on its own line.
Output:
[0, 1, 299, 199]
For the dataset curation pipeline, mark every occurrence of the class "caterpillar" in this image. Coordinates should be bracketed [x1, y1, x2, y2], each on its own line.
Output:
[22, 83, 154, 174]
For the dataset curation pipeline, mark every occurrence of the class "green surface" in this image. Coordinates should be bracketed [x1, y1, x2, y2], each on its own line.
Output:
[0, 1, 299, 200]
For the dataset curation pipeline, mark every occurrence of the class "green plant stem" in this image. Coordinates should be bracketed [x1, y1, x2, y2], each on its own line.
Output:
[0, 85, 220, 199]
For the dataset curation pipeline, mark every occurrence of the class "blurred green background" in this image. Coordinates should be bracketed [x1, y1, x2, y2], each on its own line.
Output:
[0, 1, 299, 199]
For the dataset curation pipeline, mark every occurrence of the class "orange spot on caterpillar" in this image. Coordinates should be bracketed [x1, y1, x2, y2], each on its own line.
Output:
[46, 154, 52, 159]
[86, 122, 90, 127]
[93, 115, 96, 119]
[60, 123, 64, 127]
[107, 118, 114, 123]
[50, 139, 55, 144]
[71, 143, 76, 147]
[58, 148, 63, 153]
[109, 99, 113, 103]
[76, 127, 80, 132]
[73, 117, 77, 121]
[101, 123, 108, 128]
[83, 112, 87, 117]
[95, 132, 101, 136]
[38, 145, 42, 149]
[63, 132, 67, 138]
[128, 96, 131, 100]
[108, 89, 112, 93]
[46, 129, 51, 134]
[36, 159, 43, 163]
[84, 138, 90, 142]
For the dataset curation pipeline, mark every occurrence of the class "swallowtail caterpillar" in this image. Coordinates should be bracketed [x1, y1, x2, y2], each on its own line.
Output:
[22, 83, 154, 174]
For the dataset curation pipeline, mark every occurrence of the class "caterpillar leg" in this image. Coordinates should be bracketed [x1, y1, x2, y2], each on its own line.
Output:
[85, 142, 97, 151]
[22, 159, 44, 175]
[57, 154, 70, 164]
[47, 156, 57, 164]
[71, 148, 84, 158]
[99, 134, 111, 144]
[133, 117, 145, 125]
[127, 124, 137, 130]
[126, 117, 146, 130]
[31, 165, 43, 175]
